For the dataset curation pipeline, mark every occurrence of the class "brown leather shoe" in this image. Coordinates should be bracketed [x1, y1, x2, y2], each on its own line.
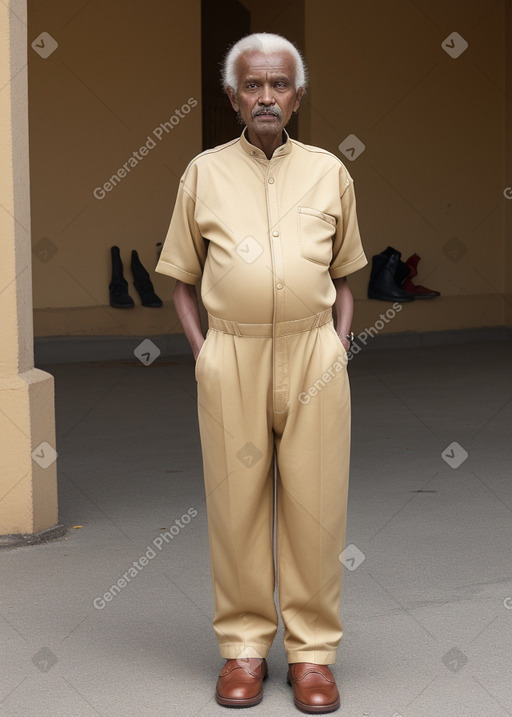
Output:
[215, 658, 268, 707]
[287, 663, 340, 714]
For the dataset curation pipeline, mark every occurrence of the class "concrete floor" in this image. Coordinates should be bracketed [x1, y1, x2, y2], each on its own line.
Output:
[1, 339, 512, 717]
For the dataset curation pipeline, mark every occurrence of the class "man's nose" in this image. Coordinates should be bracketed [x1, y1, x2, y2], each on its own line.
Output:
[258, 84, 275, 104]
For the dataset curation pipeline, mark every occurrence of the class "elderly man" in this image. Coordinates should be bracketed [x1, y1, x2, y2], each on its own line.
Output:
[156, 33, 367, 714]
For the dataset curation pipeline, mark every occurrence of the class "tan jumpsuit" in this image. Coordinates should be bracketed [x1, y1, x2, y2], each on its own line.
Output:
[156, 129, 367, 665]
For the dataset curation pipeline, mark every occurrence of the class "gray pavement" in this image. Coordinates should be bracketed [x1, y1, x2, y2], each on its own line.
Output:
[1, 339, 512, 717]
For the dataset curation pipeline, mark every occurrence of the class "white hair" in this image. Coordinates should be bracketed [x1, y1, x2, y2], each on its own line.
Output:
[222, 33, 307, 93]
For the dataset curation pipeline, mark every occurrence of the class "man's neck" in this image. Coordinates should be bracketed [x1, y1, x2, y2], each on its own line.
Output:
[245, 128, 286, 160]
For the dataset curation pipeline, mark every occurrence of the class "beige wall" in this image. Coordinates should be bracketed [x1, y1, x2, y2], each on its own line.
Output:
[506, 0, 512, 326]
[30, 0, 510, 338]
[29, 0, 201, 337]
[304, 0, 510, 332]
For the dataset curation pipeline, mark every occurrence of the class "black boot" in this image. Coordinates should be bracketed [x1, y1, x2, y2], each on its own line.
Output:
[131, 250, 163, 307]
[368, 248, 416, 301]
[382, 246, 411, 285]
[109, 246, 134, 308]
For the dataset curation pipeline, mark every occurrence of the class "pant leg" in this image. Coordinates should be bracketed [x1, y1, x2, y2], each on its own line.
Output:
[274, 321, 351, 665]
[196, 329, 278, 659]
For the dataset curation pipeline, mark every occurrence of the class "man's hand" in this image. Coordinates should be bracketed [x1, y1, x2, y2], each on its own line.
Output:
[339, 336, 351, 352]
[333, 277, 354, 353]
[172, 280, 205, 360]
[193, 340, 205, 361]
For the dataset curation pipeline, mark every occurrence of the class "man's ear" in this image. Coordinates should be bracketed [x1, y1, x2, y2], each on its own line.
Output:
[226, 87, 239, 112]
[293, 87, 305, 113]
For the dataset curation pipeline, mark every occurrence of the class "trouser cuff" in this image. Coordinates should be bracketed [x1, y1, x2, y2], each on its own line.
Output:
[287, 650, 337, 665]
[219, 643, 271, 660]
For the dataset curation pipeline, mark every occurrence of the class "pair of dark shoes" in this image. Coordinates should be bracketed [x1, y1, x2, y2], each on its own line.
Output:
[368, 246, 441, 302]
[109, 246, 162, 308]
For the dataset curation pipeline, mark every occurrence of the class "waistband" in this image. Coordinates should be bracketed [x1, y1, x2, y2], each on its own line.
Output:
[207, 309, 332, 337]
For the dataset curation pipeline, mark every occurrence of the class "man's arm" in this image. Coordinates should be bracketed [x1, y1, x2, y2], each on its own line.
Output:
[172, 280, 205, 360]
[332, 276, 354, 352]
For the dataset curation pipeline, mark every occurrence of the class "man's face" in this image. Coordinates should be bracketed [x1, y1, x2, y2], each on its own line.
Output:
[227, 51, 304, 140]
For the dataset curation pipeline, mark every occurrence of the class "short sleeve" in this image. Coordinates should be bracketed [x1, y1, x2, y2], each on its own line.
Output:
[155, 164, 206, 285]
[329, 172, 367, 279]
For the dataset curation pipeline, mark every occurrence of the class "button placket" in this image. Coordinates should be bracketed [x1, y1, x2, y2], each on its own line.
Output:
[265, 160, 288, 412]
[266, 162, 285, 317]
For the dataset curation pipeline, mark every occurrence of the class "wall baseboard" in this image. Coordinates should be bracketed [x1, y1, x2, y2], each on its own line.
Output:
[34, 327, 512, 365]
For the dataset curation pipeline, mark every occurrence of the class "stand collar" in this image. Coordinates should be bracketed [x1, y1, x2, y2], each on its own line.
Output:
[239, 128, 292, 160]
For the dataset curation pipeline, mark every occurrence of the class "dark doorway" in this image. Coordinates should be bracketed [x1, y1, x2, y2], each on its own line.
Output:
[201, 0, 250, 150]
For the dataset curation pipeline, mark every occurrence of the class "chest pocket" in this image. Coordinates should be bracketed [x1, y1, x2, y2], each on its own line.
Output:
[297, 206, 336, 266]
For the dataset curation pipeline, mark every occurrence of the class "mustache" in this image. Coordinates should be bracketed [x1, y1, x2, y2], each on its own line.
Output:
[252, 106, 282, 119]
